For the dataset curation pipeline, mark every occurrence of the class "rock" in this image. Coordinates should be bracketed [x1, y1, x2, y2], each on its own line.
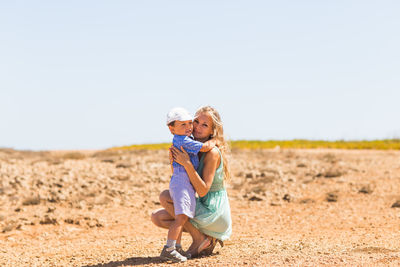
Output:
[299, 198, 315, 204]
[2, 221, 17, 233]
[46, 207, 56, 213]
[248, 195, 263, 201]
[326, 193, 338, 202]
[22, 195, 40, 206]
[95, 195, 113, 205]
[47, 196, 60, 203]
[391, 200, 400, 208]
[113, 175, 130, 181]
[2, 224, 14, 233]
[324, 170, 343, 178]
[235, 172, 244, 177]
[116, 163, 132, 168]
[64, 218, 80, 225]
[270, 202, 281, 206]
[359, 185, 373, 194]
[40, 215, 58, 225]
[282, 194, 291, 202]
[245, 173, 253, 179]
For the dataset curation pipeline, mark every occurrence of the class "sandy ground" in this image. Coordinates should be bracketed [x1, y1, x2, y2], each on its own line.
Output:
[1, 147, 400, 266]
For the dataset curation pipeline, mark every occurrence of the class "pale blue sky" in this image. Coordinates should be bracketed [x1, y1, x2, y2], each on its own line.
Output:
[1, 1, 399, 150]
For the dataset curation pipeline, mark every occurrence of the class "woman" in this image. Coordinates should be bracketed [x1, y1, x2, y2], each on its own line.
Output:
[151, 106, 232, 257]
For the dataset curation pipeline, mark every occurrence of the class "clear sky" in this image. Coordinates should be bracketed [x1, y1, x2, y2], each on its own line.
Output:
[1, 1, 399, 150]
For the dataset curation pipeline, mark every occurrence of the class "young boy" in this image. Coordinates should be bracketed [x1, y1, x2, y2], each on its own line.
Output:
[160, 107, 215, 262]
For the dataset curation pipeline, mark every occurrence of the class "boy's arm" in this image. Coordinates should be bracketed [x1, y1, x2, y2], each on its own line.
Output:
[169, 147, 174, 175]
[181, 137, 204, 154]
[199, 138, 216, 152]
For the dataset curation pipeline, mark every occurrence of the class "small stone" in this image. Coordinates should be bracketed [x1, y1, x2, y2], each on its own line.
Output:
[248, 195, 263, 201]
[2, 225, 14, 233]
[282, 194, 291, 202]
[40, 215, 58, 225]
[116, 163, 132, 168]
[359, 185, 373, 194]
[270, 202, 281, 206]
[391, 200, 400, 208]
[95, 195, 113, 205]
[245, 173, 253, 179]
[299, 198, 315, 204]
[22, 195, 40, 206]
[46, 207, 56, 213]
[324, 170, 343, 178]
[326, 192, 338, 202]
[113, 175, 129, 181]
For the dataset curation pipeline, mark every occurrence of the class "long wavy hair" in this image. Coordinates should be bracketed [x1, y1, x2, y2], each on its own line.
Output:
[195, 106, 231, 181]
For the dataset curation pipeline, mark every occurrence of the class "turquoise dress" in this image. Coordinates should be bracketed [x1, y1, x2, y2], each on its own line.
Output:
[190, 147, 232, 241]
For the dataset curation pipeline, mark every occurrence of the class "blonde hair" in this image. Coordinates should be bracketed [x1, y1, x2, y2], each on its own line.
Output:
[195, 106, 231, 181]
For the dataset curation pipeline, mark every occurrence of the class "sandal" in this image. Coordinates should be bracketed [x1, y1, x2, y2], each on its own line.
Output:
[199, 238, 216, 256]
[199, 238, 224, 256]
[197, 236, 212, 254]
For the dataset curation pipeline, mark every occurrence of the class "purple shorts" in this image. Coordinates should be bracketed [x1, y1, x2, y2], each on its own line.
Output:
[169, 175, 196, 218]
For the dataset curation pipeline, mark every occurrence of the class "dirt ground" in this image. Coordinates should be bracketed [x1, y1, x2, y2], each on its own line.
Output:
[1, 148, 400, 266]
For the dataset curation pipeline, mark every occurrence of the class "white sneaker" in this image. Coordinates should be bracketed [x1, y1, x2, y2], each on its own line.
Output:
[160, 246, 187, 262]
[176, 245, 191, 259]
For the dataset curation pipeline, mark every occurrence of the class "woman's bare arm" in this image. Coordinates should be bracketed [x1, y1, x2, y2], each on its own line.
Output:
[171, 146, 220, 197]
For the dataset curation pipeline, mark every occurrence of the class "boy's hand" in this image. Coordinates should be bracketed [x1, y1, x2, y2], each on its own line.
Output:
[200, 138, 216, 152]
[208, 138, 216, 147]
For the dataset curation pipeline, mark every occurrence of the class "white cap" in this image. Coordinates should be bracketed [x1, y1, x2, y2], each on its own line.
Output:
[166, 107, 193, 125]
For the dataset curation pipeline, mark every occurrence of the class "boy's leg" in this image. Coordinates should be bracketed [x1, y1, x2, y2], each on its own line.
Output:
[167, 214, 188, 241]
[161, 214, 189, 262]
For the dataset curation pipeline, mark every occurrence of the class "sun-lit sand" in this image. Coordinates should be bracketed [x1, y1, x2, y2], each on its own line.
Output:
[1, 148, 400, 266]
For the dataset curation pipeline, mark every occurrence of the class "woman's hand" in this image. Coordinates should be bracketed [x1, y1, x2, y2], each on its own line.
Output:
[170, 146, 192, 168]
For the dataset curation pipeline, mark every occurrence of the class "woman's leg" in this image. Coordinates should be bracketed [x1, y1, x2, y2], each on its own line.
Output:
[151, 190, 175, 229]
[159, 189, 175, 217]
[151, 208, 173, 229]
[152, 189, 207, 253]
[183, 220, 207, 255]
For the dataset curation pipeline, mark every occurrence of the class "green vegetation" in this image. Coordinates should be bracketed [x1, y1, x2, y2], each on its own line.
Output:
[230, 139, 400, 150]
[113, 139, 400, 150]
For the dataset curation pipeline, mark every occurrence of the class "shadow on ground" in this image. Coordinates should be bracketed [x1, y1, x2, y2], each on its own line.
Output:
[82, 256, 164, 267]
